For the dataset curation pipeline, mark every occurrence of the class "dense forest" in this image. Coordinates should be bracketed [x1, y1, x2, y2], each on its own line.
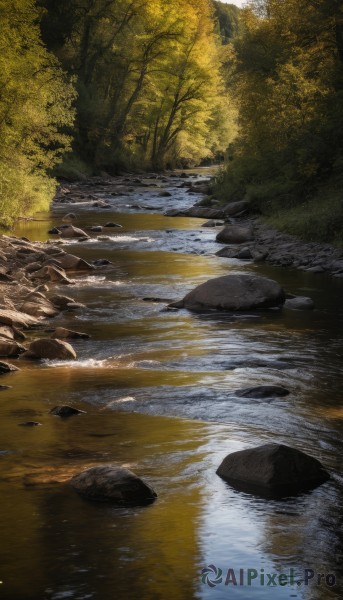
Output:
[217, 0, 343, 242]
[1, 0, 343, 242]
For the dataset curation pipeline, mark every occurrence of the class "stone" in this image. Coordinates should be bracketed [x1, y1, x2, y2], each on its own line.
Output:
[51, 327, 90, 340]
[59, 225, 89, 239]
[222, 201, 249, 216]
[201, 220, 225, 228]
[56, 253, 94, 271]
[62, 213, 76, 222]
[49, 294, 76, 310]
[0, 308, 38, 328]
[285, 296, 315, 310]
[172, 274, 285, 312]
[0, 361, 19, 374]
[235, 385, 290, 398]
[0, 339, 26, 357]
[28, 338, 77, 360]
[50, 405, 86, 417]
[19, 421, 42, 427]
[216, 443, 329, 496]
[70, 465, 157, 506]
[20, 296, 60, 318]
[216, 225, 254, 244]
[89, 226, 103, 232]
[0, 326, 15, 340]
[104, 222, 122, 228]
[31, 265, 72, 284]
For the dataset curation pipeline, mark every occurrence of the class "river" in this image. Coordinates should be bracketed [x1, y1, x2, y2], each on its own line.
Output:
[0, 168, 342, 600]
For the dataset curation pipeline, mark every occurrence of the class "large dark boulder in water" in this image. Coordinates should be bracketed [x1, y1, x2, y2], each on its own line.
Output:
[70, 465, 157, 506]
[216, 443, 329, 497]
[171, 274, 285, 312]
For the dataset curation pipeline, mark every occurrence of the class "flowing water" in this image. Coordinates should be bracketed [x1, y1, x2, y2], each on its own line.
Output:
[0, 169, 342, 600]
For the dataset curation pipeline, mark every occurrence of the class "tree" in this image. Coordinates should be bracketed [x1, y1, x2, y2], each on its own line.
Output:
[0, 0, 75, 225]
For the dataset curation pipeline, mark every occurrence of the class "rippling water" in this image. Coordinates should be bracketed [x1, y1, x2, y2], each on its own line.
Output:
[0, 169, 342, 600]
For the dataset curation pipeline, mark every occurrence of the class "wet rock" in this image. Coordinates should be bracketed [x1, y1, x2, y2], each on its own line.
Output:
[104, 222, 122, 228]
[285, 296, 315, 310]
[171, 274, 285, 312]
[201, 220, 225, 228]
[89, 226, 103, 232]
[0, 385, 11, 390]
[51, 327, 90, 340]
[50, 405, 86, 417]
[93, 259, 112, 266]
[0, 361, 20, 374]
[0, 339, 26, 357]
[216, 225, 254, 245]
[19, 421, 42, 427]
[159, 190, 172, 197]
[235, 385, 290, 398]
[215, 246, 252, 259]
[28, 338, 77, 360]
[59, 225, 89, 239]
[49, 294, 76, 310]
[70, 465, 157, 506]
[216, 443, 329, 497]
[48, 227, 61, 235]
[62, 213, 76, 222]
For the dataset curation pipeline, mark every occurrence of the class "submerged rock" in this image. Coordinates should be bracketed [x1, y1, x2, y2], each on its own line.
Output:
[235, 385, 290, 398]
[216, 443, 329, 497]
[171, 274, 285, 312]
[50, 405, 86, 417]
[70, 465, 157, 506]
[51, 327, 90, 340]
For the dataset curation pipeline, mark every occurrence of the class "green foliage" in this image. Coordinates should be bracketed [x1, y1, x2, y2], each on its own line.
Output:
[212, 1, 242, 44]
[41, 0, 234, 171]
[0, 0, 75, 225]
[216, 0, 343, 243]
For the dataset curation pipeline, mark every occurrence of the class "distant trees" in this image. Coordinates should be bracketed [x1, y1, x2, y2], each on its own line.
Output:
[41, 0, 234, 172]
[0, 0, 75, 225]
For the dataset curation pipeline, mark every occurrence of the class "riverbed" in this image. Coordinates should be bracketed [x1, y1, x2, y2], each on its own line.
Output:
[1, 168, 342, 600]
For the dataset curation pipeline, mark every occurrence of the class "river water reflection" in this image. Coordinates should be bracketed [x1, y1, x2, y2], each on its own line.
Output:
[0, 169, 342, 600]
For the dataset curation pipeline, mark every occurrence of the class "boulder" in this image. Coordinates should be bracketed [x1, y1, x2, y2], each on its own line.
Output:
[285, 296, 314, 310]
[0, 361, 20, 374]
[28, 338, 77, 360]
[0, 326, 15, 340]
[49, 294, 76, 310]
[172, 274, 285, 311]
[53, 253, 93, 271]
[20, 296, 60, 318]
[70, 465, 157, 506]
[31, 265, 72, 284]
[235, 385, 290, 398]
[0, 339, 26, 357]
[216, 225, 254, 244]
[59, 225, 89, 239]
[51, 327, 90, 340]
[0, 308, 38, 328]
[222, 201, 249, 216]
[50, 405, 86, 417]
[216, 443, 329, 496]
